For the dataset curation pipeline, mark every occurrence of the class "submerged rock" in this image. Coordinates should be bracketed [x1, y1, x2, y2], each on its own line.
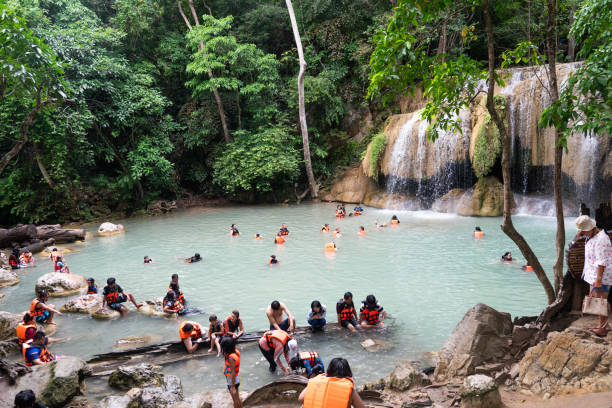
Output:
[109, 363, 164, 390]
[460, 374, 502, 408]
[0, 356, 91, 408]
[35, 273, 88, 297]
[113, 335, 161, 351]
[60, 294, 103, 314]
[0, 268, 19, 287]
[97, 222, 126, 236]
[434, 303, 513, 382]
[518, 327, 612, 396]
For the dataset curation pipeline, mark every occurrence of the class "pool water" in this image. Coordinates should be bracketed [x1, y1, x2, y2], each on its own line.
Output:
[0, 203, 575, 397]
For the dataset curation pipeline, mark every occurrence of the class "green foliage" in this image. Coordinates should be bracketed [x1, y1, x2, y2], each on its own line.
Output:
[473, 96, 507, 179]
[212, 127, 300, 195]
[368, 131, 387, 179]
[540, 0, 612, 140]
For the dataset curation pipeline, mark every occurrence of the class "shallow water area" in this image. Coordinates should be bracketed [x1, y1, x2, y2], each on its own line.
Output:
[0, 203, 574, 399]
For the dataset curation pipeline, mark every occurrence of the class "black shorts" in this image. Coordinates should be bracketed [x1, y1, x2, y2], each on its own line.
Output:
[109, 294, 127, 310]
[340, 319, 358, 328]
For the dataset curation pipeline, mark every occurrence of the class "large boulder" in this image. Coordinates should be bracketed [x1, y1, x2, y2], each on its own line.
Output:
[0, 356, 91, 408]
[456, 177, 511, 217]
[109, 363, 164, 390]
[0, 310, 22, 341]
[100, 388, 142, 408]
[518, 328, 612, 396]
[0, 252, 8, 268]
[97, 222, 126, 237]
[140, 375, 184, 408]
[460, 374, 502, 408]
[434, 303, 513, 382]
[0, 268, 19, 287]
[60, 294, 103, 314]
[386, 361, 430, 391]
[320, 166, 378, 204]
[35, 273, 88, 297]
[432, 189, 467, 213]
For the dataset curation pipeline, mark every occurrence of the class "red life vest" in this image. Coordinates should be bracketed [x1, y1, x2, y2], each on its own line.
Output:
[337, 302, 355, 322]
[104, 287, 120, 303]
[9, 257, 19, 267]
[362, 307, 380, 325]
[30, 298, 44, 317]
[224, 350, 241, 378]
[22, 340, 55, 366]
[264, 330, 290, 349]
[299, 351, 319, 367]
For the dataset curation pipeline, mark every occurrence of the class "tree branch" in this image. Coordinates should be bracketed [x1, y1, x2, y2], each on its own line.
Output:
[32, 142, 55, 188]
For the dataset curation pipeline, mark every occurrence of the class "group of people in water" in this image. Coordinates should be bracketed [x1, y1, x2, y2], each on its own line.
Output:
[473, 226, 535, 271]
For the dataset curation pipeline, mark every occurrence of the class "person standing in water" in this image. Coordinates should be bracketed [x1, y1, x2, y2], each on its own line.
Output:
[221, 336, 242, 408]
[266, 300, 296, 333]
[230, 224, 239, 236]
[279, 224, 290, 236]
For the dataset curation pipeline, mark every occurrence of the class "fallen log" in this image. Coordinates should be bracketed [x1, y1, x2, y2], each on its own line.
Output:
[0, 224, 38, 248]
[20, 238, 55, 255]
[36, 224, 86, 243]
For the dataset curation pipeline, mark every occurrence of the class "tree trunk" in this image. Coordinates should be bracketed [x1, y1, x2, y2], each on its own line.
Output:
[0, 94, 58, 176]
[36, 224, 86, 243]
[32, 142, 55, 189]
[0, 224, 38, 247]
[178, 0, 231, 144]
[21, 238, 55, 255]
[568, 3, 576, 61]
[482, 0, 556, 305]
[285, 0, 318, 198]
[437, 21, 448, 61]
[545, 0, 565, 296]
[94, 123, 144, 200]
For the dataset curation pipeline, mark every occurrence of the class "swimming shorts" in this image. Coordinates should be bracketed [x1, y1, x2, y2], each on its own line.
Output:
[340, 319, 358, 328]
[271, 318, 290, 331]
[35, 310, 50, 323]
[226, 376, 240, 390]
[109, 294, 127, 310]
[592, 284, 611, 293]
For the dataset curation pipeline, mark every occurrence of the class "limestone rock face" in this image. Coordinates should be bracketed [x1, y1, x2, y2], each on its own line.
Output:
[456, 177, 509, 217]
[109, 363, 164, 390]
[100, 388, 142, 408]
[0, 356, 91, 408]
[140, 375, 184, 408]
[320, 166, 378, 204]
[434, 303, 513, 382]
[0, 310, 22, 341]
[60, 294, 103, 314]
[432, 189, 467, 213]
[0, 268, 19, 287]
[460, 374, 502, 408]
[363, 190, 423, 210]
[518, 328, 612, 395]
[35, 273, 88, 296]
[386, 361, 430, 391]
[97, 222, 125, 236]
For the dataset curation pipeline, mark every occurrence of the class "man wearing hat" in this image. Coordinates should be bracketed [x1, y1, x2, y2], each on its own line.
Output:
[576, 215, 612, 336]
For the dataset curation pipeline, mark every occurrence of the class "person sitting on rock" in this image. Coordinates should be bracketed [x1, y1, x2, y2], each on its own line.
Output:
[23, 332, 55, 366]
[30, 290, 61, 325]
[179, 321, 205, 354]
[16, 313, 38, 348]
[359, 295, 386, 328]
[266, 300, 296, 333]
[336, 292, 359, 332]
[186, 253, 202, 263]
[144, 256, 153, 264]
[20, 248, 34, 267]
[86, 278, 98, 294]
[290, 350, 325, 378]
[14, 389, 48, 408]
[163, 290, 184, 314]
[223, 310, 244, 339]
[53, 256, 70, 273]
[207, 314, 223, 356]
[230, 224, 239, 236]
[298, 357, 365, 408]
[307, 300, 327, 331]
[98, 277, 142, 317]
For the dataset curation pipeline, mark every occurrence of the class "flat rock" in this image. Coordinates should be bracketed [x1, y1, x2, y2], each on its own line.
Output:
[92, 307, 123, 319]
[35, 273, 88, 297]
[139, 298, 170, 317]
[97, 222, 126, 236]
[434, 303, 512, 382]
[109, 363, 164, 390]
[460, 374, 502, 408]
[39, 246, 77, 258]
[60, 294, 103, 314]
[0, 310, 22, 340]
[0, 268, 19, 287]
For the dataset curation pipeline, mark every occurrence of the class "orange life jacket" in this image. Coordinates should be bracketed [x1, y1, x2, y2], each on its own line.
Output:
[16, 321, 37, 345]
[167, 300, 184, 313]
[22, 340, 55, 366]
[275, 236, 285, 244]
[179, 321, 202, 340]
[358, 230, 366, 235]
[338, 302, 355, 322]
[362, 307, 380, 325]
[224, 350, 240, 378]
[22, 253, 33, 264]
[30, 298, 44, 317]
[391, 219, 399, 225]
[525, 265, 534, 271]
[303, 374, 354, 408]
[299, 351, 319, 367]
[255, 235, 264, 240]
[324, 243, 336, 252]
[264, 330, 290, 349]
[474, 231, 484, 238]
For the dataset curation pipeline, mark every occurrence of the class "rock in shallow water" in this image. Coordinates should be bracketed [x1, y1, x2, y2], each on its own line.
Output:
[61, 294, 103, 314]
[0, 310, 21, 340]
[109, 363, 164, 390]
[0, 268, 19, 287]
[386, 361, 430, 391]
[35, 272, 88, 296]
[97, 222, 126, 236]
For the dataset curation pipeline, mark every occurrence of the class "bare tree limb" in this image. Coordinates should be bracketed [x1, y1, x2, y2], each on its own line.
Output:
[33, 142, 55, 188]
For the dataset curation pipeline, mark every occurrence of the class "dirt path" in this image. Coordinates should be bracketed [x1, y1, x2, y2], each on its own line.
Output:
[501, 389, 612, 408]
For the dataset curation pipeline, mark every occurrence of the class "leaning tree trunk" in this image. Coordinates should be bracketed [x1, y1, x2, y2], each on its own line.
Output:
[545, 0, 566, 295]
[482, 0, 556, 305]
[177, 0, 231, 144]
[285, 0, 318, 198]
[33, 142, 56, 189]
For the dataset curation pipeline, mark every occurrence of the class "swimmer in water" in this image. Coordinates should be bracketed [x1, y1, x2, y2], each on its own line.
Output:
[186, 253, 202, 263]
[501, 252, 512, 262]
[144, 256, 153, 264]
[269, 255, 279, 265]
[390, 215, 400, 225]
[279, 224, 290, 236]
[255, 234, 264, 240]
[333, 228, 341, 238]
[474, 226, 484, 238]
[321, 224, 330, 232]
[230, 224, 239, 236]
[358, 226, 366, 235]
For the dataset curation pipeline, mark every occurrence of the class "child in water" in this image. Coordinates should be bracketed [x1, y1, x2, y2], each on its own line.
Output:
[269, 255, 279, 265]
[144, 256, 153, 264]
[86, 278, 97, 294]
[254, 234, 264, 240]
[229, 224, 239, 236]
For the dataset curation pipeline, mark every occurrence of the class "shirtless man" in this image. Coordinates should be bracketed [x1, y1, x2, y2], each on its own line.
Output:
[266, 300, 296, 333]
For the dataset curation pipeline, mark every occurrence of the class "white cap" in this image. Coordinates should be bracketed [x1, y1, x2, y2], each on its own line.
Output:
[288, 339, 298, 358]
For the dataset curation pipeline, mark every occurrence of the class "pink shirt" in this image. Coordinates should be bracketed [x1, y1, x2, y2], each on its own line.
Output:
[584, 230, 612, 285]
[258, 335, 290, 371]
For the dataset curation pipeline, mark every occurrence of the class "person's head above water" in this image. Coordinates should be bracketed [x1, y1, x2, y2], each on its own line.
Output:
[270, 255, 277, 260]
[194, 253, 201, 260]
[311, 300, 322, 312]
[87, 277, 95, 284]
[327, 357, 353, 378]
[271, 300, 281, 310]
[475, 226, 482, 231]
[366, 294, 377, 306]
[343, 292, 353, 302]
[171, 273, 179, 282]
[391, 215, 398, 220]
[359, 226, 365, 231]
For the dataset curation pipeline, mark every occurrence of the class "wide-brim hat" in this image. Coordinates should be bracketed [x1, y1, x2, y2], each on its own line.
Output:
[575, 215, 596, 231]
